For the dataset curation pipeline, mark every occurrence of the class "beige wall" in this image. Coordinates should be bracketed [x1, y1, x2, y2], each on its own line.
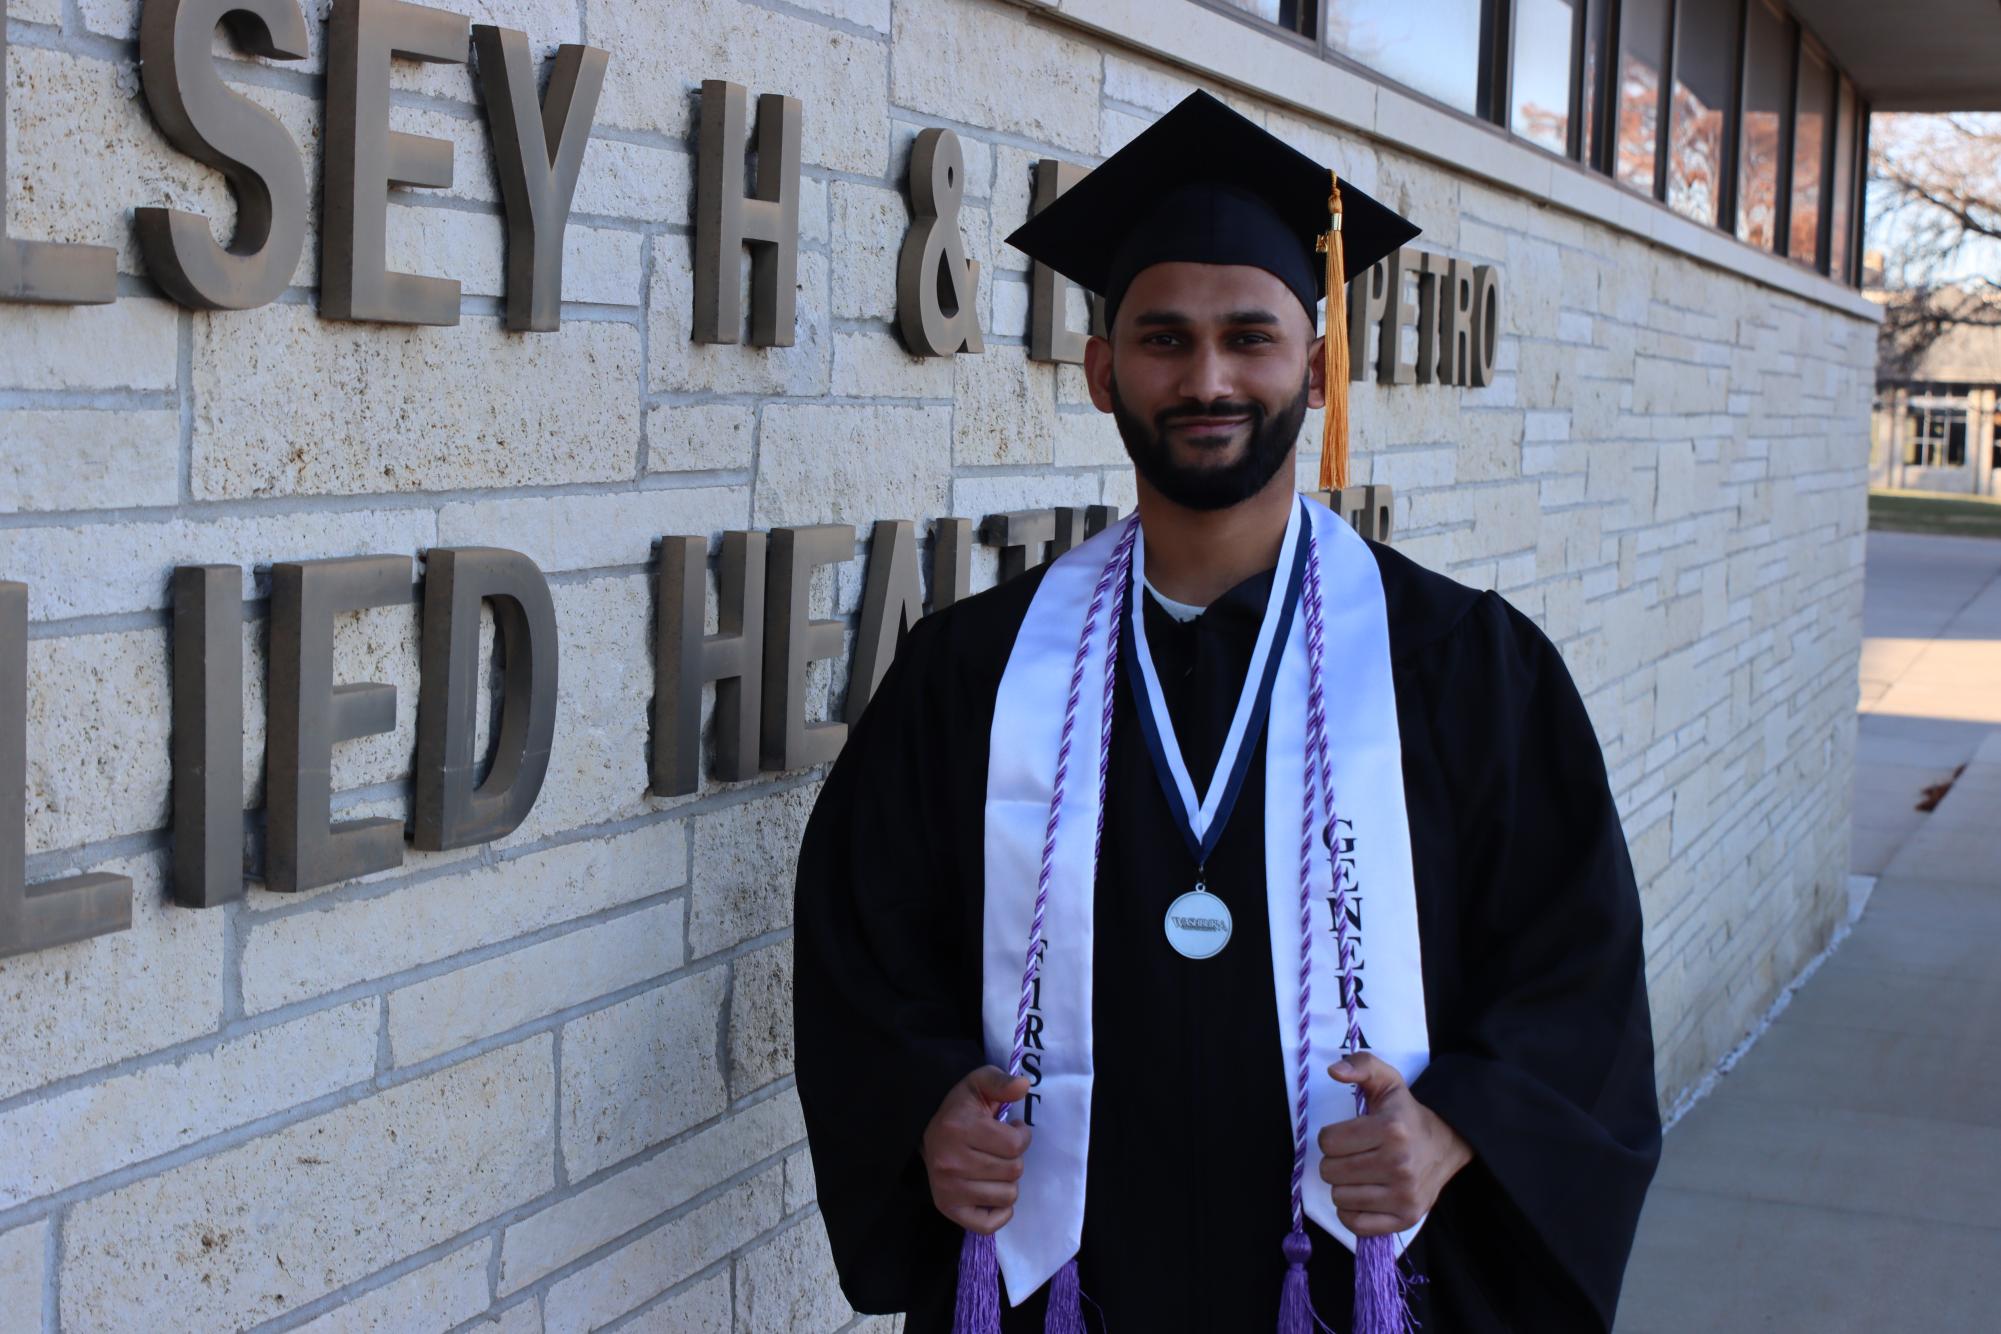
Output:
[0, 0, 1876, 1328]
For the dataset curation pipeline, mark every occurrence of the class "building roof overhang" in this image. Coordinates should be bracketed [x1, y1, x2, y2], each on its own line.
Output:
[1792, 0, 2001, 111]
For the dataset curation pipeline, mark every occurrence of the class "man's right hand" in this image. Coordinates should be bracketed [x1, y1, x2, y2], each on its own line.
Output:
[921, 1065, 1033, 1234]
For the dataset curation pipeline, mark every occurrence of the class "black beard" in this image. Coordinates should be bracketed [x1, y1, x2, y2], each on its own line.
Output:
[1109, 373, 1309, 512]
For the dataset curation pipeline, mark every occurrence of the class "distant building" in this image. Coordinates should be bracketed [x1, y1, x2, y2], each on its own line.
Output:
[1873, 286, 2001, 497]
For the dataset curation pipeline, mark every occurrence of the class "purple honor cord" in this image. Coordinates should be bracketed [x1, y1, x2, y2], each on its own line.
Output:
[954, 519, 1135, 1334]
[1300, 527, 1417, 1334]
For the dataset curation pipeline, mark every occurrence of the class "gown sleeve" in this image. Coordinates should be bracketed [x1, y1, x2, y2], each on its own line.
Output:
[792, 609, 988, 1316]
[1405, 591, 1662, 1331]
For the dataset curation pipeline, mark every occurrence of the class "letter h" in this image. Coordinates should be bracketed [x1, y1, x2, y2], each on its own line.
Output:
[693, 79, 800, 347]
[652, 533, 766, 796]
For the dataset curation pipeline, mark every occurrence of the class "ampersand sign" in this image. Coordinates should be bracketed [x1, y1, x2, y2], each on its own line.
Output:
[897, 128, 985, 357]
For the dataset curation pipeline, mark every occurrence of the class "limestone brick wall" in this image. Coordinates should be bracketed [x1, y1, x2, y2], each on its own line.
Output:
[0, 0, 1875, 1328]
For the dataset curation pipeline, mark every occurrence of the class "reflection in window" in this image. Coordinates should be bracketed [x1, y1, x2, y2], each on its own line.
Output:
[1214, 0, 1318, 35]
[1511, 0, 1579, 155]
[1667, 0, 1739, 224]
[1737, 2, 1791, 250]
[1829, 77, 1859, 282]
[1791, 44, 1831, 266]
[1614, 0, 1669, 193]
[1327, 0, 1485, 114]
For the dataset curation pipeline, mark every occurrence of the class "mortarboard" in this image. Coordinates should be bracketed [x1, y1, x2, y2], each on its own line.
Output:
[1005, 89, 1421, 492]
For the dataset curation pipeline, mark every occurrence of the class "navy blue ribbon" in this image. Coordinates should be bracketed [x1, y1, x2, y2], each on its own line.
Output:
[1121, 501, 1309, 871]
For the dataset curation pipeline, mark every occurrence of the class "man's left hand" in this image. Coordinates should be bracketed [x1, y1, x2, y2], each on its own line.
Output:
[1316, 1052, 1474, 1237]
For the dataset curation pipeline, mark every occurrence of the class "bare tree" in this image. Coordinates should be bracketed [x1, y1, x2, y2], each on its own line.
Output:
[1869, 113, 2001, 377]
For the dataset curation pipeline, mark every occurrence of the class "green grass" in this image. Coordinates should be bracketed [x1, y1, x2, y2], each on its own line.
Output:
[1868, 488, 2001, 539]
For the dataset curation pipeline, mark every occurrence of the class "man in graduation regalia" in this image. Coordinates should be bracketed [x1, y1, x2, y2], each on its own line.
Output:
[793, 91, 1660, 1334]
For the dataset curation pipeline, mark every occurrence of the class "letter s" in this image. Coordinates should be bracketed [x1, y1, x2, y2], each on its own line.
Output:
[136, 0, 311, 310]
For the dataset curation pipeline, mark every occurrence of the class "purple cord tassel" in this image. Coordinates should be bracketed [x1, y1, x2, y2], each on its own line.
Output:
[1043, 1257, 1087, 1334]
[953, 1230, 1002, 1334]
[1352, 1234, 1416, 1334]
[1277, 1228, 1318, 1334]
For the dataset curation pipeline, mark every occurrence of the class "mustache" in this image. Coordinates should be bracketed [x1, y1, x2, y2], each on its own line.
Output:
[1154, 400, 1265, 427]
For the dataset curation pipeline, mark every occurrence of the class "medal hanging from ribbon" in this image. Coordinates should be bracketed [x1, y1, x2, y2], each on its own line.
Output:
[1123, 499, 1309, 960]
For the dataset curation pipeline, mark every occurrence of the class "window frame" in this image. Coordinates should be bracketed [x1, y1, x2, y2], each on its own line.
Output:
[1317, 0, 1500, 122]
[1602, 0, 1677, 198]
[1786, 28, 1837, 272]
[1584, 0, 1620, 174]
[1501, 0, 1595, 160]
[1664, 0, 1745, 228]
[1733, 0, 1797, 252]
[1847, 99, 1872, 286]
[1187, 0, 1321, 48]
[1172, 0, 1873, 288]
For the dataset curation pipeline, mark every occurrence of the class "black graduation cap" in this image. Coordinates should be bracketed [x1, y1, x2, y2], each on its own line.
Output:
[1004, 89, 1420, 325]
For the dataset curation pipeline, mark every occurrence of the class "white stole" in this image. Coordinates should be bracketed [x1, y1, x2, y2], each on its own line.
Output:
[981, 497, 1431, 1305]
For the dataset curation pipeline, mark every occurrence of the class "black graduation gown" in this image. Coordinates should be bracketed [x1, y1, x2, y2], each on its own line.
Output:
[792, 539, 1661, 1333]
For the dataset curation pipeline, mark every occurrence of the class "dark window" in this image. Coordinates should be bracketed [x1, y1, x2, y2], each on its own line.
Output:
[1667, 0, 1741, 224]
[1327, 0, 1487, 115]
[1736, 1, 1791, 250]
[1828, 75, 1859, 282]
[1614, 0, 1671, 194]
[1511, 0, 1582, 155]
[1790, 41, 1832, 266]
[1991, 419, 2000, 471]
[1214, 0, 1317, 37]
[1908, 398, 1970, 467]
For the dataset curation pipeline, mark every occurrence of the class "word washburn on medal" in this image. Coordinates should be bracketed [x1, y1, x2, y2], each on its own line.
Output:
[1165, 885, 1233, 959]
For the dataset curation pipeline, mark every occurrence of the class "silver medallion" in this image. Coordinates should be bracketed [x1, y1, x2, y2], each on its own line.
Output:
[1164, 886, 1233, 959]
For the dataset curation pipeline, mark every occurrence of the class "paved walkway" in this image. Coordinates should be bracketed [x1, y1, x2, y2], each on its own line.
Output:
[1616, 531, 2001, 1331]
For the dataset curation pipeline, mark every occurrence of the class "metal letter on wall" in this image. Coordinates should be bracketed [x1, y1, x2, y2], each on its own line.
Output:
[323, 0, 470, 326]
[414, 548, 559, 851]
[472, 26, 608, 333]
[984, 509, 1057, 582]
[1469, 265, 1500, 388]
[172, 566, 245, 908]
[0, 23, 115, 304]
[1436, 258, 1476, 386]
[1346, 259, 1389, 383]
[1370, 484, 1395, 543]
[0, 583, 132, 959]
[1052, 504, 1119, 558]
[651, 532, 765, 797]
[1413, 250, 1450, 385]
[1029, 159, 1090, 364]
[930, 517, 972, 613]
[762, 525, 853, 772]
[266, 555, 409, 894]
[898, 128, 984, 357]
[846, 520, 922, 725]
[136, 0, 311, 311]
[693, 79, 801, 347]
[1313, 485, 1395, 543]
[1378, 247, 1421, 385]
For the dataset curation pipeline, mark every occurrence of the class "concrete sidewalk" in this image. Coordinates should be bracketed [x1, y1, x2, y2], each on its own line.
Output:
[1616, 532, 2001, 1331]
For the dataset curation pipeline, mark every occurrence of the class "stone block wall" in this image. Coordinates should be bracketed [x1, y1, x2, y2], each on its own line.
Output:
[0, 0, 1875, 1327]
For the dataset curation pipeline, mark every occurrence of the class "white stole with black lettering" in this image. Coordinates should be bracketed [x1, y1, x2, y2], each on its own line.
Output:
[981, 498, 1431, 1304]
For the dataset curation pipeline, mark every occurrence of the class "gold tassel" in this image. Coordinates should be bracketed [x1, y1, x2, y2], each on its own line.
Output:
[1316, 171, 1349, 493]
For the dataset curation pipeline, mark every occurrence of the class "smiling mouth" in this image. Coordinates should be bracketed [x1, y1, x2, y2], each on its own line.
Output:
[1169, 416, 1251, 433]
